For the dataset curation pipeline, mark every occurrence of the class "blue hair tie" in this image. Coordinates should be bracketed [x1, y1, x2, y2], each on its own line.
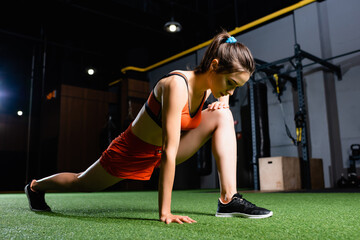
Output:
[226, 36, 237, 43]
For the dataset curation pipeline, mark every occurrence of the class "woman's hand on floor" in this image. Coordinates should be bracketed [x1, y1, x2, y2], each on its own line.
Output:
[160, 213, 197, 224]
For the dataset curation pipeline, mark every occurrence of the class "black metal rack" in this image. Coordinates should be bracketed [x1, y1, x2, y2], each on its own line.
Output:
[250, 43, 343, 190]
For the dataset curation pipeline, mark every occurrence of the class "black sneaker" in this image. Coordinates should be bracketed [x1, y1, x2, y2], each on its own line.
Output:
[24, 183, 51, 212]
[215, 193, 272, 219]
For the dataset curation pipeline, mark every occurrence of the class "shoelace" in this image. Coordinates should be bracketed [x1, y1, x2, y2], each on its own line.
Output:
[239, 198, 257, 208]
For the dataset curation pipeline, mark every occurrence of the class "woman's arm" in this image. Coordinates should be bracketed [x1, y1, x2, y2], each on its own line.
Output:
[158, 77, 196, 224]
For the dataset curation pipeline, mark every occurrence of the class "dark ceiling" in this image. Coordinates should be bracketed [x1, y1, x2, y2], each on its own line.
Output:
[2, 0, 301, 66]
[1, 0, 301, 88]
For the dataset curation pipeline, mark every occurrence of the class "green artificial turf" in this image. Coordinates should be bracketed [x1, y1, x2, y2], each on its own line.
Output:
[1, 190, 360, 239]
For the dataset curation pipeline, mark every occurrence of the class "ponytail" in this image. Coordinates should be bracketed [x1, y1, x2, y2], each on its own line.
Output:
[194, 30, 255, 75]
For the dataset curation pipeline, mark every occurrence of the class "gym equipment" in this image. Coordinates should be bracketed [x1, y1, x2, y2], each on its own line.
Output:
[336, 144, 360, 188]
[348, 144, 360, 188]
[251, 43, 342, 190]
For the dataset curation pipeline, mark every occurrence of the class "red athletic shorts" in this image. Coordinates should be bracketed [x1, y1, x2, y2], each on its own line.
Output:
[99, 125, 162, 180]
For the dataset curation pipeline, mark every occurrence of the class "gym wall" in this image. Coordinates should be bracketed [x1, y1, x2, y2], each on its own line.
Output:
[147, 0, 360, 188]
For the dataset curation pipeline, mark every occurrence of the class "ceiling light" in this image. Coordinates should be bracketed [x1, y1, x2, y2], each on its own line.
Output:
[87, 68, 95, 75]
[164, 18, 182, 33]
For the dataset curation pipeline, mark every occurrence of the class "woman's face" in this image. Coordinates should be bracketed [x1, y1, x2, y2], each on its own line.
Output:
[210, 71, 250, 99]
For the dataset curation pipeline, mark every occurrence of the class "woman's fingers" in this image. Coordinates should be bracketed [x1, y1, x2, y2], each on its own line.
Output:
[162, 214, 197, 224]
[208, 101, 229, 110]
[175, 218, 183, 224]
[182, 216, 197, 223]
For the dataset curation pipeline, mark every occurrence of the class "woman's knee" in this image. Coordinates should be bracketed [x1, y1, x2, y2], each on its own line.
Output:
[206, 108, 234, 126]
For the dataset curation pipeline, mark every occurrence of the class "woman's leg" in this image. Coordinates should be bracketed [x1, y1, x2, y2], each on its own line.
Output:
[32, 159, 123, 193]
[175, 108, 272, 218]
[176, 108, 237, 203]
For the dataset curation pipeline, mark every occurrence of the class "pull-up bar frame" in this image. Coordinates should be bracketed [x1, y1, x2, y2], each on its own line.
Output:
[250, 43, 342, 190]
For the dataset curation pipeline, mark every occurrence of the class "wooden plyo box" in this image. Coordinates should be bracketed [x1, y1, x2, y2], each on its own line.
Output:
[259, 156, 301, 191]
[310, 158, 325, 190]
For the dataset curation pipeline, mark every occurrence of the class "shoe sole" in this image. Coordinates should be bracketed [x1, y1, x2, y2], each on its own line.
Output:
[215, 211, 273, 219]
[24, 185, 51, 212]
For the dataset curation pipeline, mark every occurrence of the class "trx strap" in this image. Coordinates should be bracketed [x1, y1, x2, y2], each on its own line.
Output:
[294, 109, 305, 144]
[273, 74, 298, 146]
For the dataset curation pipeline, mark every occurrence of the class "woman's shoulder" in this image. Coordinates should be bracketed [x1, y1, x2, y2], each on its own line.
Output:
[169, 70, 189, 74]
[154, 71, 190, 98]
[160, 74, 188, 90]
[158, 70, 192, 86]
[168, 70, 193, 79]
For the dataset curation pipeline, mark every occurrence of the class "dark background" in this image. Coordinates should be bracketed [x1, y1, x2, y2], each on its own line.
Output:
[1, 0, 300, 89]
[0, 0, 301, 191]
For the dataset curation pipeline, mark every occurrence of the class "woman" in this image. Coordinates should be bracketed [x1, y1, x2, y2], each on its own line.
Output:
[25, 31, 273, 224]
